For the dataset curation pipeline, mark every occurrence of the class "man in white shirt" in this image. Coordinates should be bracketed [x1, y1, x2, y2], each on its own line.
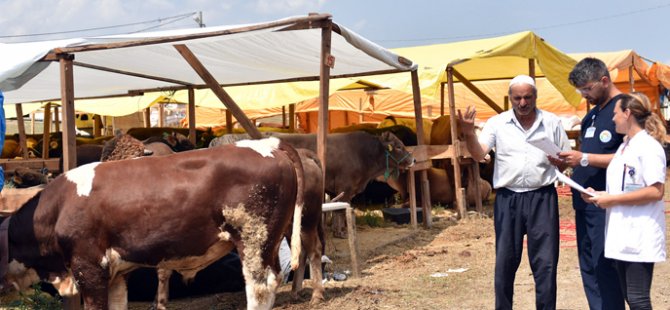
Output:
[458, 75, 571, 310]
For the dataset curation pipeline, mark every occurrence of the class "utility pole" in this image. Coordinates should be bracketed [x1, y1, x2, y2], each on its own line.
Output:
[194, 11, 205, 28]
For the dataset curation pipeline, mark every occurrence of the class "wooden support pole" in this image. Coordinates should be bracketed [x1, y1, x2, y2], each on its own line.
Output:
[451, 68, 504, 114]
[282, 106, 287, 127]
[440, 82, 445, 116]
[288, 104, 296, 131]
[174, 44, 261, 139]
[529, 58, 536, 79]
[317, 18, 333, 192]
[143, 108, 151, 128]
[59, 55, 77, 172]
[15, 104, 30, 159]
[447, 67, 467, 219]
[93, 115, 102, 137]
[158, 103, 164, 127]
[411, 69, 432, 228]
[187, 87, 196, 145]
[53, 106, 60, 133]
[226, 110, 233, 134]
[42, 104, 51, 159]
[629, 65, 635, 92]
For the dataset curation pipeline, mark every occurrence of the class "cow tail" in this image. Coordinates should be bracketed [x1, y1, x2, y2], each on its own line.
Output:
[278, 141, 304, 270]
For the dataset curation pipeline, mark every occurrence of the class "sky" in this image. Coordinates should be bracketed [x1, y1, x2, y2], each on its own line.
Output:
[0, 0, 669, 65]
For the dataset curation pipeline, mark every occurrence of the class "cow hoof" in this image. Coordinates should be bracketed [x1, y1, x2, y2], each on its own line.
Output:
[310, 295, 325, 305]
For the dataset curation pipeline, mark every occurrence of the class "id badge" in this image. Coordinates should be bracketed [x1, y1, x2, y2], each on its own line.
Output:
[624, 183, 644, 192]
[584, 127, 596, 138]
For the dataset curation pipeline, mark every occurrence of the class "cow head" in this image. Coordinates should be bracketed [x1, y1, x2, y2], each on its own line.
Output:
[380, 131, 415, 180]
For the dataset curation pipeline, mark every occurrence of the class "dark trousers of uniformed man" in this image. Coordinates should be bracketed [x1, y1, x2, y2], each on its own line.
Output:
[575, 209, 625, 310]
[494, 185, 559, 310]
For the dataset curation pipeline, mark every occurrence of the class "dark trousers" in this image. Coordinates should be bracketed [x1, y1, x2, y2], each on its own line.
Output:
[575, 209, 624, 310]
[614, 260, 654, 310]
[494, 185, 559, 310]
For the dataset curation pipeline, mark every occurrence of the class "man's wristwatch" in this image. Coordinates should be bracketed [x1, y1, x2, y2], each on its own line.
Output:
[580, 153, 589, 167]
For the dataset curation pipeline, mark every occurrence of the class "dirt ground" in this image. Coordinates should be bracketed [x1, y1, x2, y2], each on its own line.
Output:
[126, 180, 670, 310]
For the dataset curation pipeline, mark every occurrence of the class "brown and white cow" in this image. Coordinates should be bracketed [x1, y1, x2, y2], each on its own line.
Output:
[0, 137, 305, 310]
[211, 131, 415, 237]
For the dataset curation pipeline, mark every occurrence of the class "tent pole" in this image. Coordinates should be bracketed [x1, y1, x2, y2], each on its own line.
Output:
[317, 17, 333, 196]
[411, 69, 432, 228]
[59, 54, 77, 172]
[629, 65, 635, 92]
[187, 87, 196, 146]
[143, 108, 151, 127]
[42, 104, 51, 159]
[226, 111, 233, 134]
[440, 82, 445, 116]
[174, 44, 261, 139]
[447, 67, 466, 219]
[158, 103, 164, 127]
[282, 106, 286, 127]
[288, 104, 295, 131]
[15, 104, 29, 159]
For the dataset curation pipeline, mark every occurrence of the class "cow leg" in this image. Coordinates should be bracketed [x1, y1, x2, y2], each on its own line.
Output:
[154, 268, 173, 310]
[291, 245, 308, 299]
[241, 259, 281, 310]
[305, 230, 325, 304]
[108, 273, 128, 310]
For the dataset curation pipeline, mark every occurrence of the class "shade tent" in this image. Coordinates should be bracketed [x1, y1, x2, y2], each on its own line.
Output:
[0, 14, 427, 192]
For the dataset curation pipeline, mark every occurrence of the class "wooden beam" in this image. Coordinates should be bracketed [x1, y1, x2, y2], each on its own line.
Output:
[226, 110, 233, 134]
[143, 108, 151, 127]
[46, 14, 333, 56]
[411, 69, 432, 228]
[288, 104, 296, 131]
[60, 55, 77, 172]
[529, 58, 536, 79]
[450, 68, 504, 114]
[93, 114, 102, 137]
[447, 67, 466, 219]
[317, 18, 333, 193]
[41, 103, 51, 159]
[158, 104, 164, 127]
[440, 82, 445, 116]
[174, 44, 261, 139]
[187, 87, 196, 146]
[15, 104, 30, 159]
[74, 61, 194, 86]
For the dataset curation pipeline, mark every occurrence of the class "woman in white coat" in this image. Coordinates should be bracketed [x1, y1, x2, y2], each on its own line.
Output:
[585, 92, 666, 310]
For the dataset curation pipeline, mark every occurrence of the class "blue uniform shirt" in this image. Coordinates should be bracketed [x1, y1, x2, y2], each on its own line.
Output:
[0, 90, 5, 190]
[571, 94, 625, 210]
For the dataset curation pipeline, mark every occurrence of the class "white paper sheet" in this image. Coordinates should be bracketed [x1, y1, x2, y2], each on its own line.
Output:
[555, 169, 598, 197]
[528, 137, 562, 159]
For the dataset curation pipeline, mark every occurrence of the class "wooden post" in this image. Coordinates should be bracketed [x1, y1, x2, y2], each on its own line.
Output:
[629, 65, 635, 92]
[53, 106, 60, 133]
[317, 18, 333, 193]
[440, 82, 445, 116]
[93, 115, 102, 137]
[411, 70, 432, 228]
[225, 110, 233, 134]
[288, 104, 296, 131]
[41, 104, 52, 159]
[447, 67, 466, 219]
[30, 112, 35, 134]
[15, 104, 30, 159]
[529, 58, 536, 79]
[187, 87, 196, 145]
[174, 44, 261, 139]
[59, 54, 77, 172]
[143, 108, 151, 128]
[282, 106, 286, 127]
[158, 103, 164, 127]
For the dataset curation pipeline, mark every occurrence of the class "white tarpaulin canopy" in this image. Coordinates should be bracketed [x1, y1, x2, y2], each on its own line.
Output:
[0, 14, 415, 105]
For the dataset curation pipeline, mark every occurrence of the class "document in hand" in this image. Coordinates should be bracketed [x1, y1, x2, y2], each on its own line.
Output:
[554, 168, 598, 197]
[528, 137, 561, 159]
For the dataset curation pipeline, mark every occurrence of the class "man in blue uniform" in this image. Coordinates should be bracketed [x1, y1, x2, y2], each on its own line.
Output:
[559, 57, 625, 310]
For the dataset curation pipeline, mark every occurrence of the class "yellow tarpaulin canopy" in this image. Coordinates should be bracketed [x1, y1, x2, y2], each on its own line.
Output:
[375, 31, 583, 107]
